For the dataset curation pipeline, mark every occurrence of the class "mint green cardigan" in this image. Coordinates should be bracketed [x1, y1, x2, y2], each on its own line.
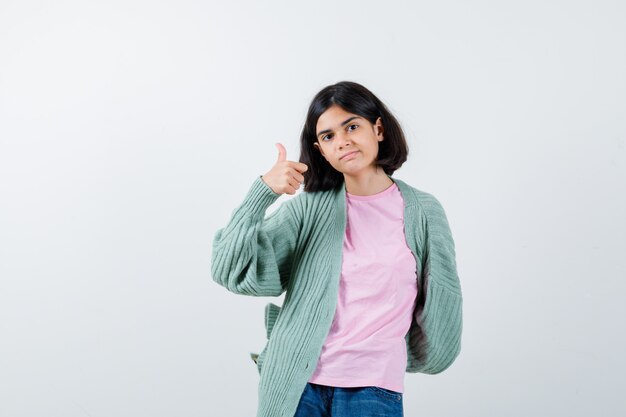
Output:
[211, 174, 463, 417]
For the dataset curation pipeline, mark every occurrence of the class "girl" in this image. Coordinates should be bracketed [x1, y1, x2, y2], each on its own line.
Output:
[211, 81, 463, 417]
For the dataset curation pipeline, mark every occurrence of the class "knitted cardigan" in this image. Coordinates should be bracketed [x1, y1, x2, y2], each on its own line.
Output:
[211, 174, 463, 417]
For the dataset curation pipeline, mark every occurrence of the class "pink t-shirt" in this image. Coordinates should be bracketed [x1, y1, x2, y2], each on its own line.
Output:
[308, 181, 418, 393]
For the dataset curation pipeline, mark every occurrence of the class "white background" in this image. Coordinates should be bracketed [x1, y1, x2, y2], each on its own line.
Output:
[1, 0, 625, 416]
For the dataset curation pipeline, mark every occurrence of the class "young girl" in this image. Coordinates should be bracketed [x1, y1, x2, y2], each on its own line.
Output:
[211, 81, 463, 417]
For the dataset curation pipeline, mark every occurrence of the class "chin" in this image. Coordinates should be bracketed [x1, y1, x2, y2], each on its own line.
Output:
[339, 167, 363, 176]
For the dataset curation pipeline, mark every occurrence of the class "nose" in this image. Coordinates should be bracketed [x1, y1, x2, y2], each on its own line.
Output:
[336, 130, 352, 149]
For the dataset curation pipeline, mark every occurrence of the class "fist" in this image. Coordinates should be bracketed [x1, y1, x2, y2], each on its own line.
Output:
[261, 143, 309, 195]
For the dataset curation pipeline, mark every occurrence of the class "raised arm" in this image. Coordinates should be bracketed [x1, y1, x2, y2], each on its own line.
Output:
[211, 143, 308, 297]
[211, 176, 299, 296]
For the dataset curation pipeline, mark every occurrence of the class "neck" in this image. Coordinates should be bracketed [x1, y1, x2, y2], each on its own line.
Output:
[343, 168, 394, 196]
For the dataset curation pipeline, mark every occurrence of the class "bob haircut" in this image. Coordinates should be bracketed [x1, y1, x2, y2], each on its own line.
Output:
[299, 81, 409, 192]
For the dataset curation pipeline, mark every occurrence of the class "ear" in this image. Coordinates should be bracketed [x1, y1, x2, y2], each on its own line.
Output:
[375, 117, 384, 141]
[314, 142, 326, 157]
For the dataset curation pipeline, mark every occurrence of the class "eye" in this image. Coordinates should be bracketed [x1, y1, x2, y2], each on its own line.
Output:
[348, 124, 359, 131]
[321, 133, 333, 141]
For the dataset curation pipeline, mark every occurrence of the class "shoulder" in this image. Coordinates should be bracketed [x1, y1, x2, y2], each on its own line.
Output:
[291, 185, 338, 211]
[393, 177, 443, 209]
[393, 177, 450, 224]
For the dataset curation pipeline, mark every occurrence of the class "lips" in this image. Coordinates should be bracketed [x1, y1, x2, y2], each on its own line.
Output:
[340, 150, 359, 160]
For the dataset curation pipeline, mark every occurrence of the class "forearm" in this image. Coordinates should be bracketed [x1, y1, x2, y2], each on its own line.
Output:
[211, 176, 296, 297]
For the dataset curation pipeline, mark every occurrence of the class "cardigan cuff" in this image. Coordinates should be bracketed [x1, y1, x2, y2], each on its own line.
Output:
[239, 175, 282, 215]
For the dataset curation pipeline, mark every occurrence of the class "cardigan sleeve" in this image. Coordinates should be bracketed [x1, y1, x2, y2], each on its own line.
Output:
[210, 176, 299, 297]
[411, 193, 463, 374]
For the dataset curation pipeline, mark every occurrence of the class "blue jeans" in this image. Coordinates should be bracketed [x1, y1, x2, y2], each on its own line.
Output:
[294, 382, 404, 417]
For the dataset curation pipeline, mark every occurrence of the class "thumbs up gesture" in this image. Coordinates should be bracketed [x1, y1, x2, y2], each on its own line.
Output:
[261, 143, 309, 195]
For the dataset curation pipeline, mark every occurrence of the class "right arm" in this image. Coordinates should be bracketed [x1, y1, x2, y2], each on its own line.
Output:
[211, 143, 307, 297]
[210, 176, 299, 297]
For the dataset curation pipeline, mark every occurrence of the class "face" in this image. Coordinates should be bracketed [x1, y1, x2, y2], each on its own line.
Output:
[313, 104, 384, 176]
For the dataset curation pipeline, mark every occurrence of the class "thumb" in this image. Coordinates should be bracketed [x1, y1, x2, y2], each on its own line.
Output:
[275, 143, 287, 163]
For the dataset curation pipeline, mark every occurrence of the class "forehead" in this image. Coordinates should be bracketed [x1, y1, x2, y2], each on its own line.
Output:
[316, 105, 361, 132]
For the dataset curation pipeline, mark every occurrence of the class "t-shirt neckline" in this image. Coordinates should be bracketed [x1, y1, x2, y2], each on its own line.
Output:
[345, 181, 397, 201]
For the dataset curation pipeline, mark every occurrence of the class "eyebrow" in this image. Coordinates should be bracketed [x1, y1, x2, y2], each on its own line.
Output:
[317, 116, 361, 138]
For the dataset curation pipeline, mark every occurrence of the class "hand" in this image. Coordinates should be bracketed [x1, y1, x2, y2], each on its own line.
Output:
[261, 143, 308, 195]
